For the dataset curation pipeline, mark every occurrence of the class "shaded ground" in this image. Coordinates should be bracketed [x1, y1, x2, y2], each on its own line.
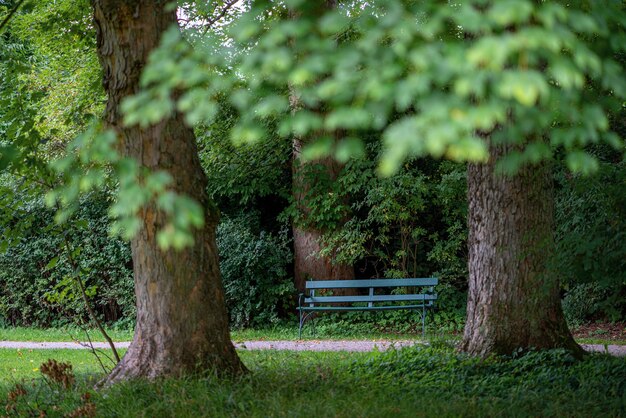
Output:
[2, 348, 624, 418]
[572, 322, 626, 341]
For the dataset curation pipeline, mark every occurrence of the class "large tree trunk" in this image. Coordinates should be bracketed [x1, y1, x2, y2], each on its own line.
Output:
[92, 0, 245, 384]
[461, 143, 583, 357]
[292, 141, 355, 293]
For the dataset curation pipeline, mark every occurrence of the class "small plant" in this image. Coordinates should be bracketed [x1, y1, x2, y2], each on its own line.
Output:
[65, 392, 97, 418]
[4, 383, 28, 415]
[40, 359, 75, 389]
[2, 358, 98, 417]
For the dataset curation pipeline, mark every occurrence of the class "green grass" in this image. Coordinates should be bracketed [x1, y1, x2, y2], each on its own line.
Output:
[0, 323, 431, 343]
[0, 327, 134, 342]
[1, 346, 624, 417]
[3, 324, 625, 347]
[1, 348, 124, 382]
[576, 338, 626, 346]
[231, 322, 431, 341]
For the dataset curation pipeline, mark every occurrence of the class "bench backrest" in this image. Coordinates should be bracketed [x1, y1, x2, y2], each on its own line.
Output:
[304, 278, 438, 306]
[305, 278, 437, 289]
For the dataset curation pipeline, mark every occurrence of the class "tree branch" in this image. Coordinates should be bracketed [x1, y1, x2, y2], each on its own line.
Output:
[0, 0, 26, 33]
[62, 237, 121, 363]
[202, 0, 240, 34]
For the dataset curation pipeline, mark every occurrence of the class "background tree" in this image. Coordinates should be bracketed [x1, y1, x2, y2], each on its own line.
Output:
[288, 1, 355, 293]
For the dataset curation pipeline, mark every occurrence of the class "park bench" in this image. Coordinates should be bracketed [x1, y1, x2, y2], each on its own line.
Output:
[297, 278, 438, 339]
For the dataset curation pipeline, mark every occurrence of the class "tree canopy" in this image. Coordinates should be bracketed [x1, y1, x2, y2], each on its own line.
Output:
[123, 0, 625, 176]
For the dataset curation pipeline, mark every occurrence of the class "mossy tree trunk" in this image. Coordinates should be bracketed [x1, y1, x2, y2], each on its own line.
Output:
[292, 145, 355, 293]
[92, 0, 245, 384]
[461, 143, 583, 357]
[290, 0, 355, 294]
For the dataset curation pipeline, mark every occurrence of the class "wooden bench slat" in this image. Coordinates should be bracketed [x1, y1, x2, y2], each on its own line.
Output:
[304, 278, 438, 289]
[298, 276, 439, 339]
[304, 294, 437, 304]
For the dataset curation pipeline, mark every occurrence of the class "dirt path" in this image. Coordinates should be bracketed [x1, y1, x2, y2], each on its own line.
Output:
[0, 340, 624, 356]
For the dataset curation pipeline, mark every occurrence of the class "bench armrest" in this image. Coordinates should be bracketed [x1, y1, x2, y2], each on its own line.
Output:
[298, 293, 305, 309]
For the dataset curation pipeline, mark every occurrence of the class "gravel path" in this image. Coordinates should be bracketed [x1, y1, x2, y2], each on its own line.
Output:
[0, 340, 624, 356]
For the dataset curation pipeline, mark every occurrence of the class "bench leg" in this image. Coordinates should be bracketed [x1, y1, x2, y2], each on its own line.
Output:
[422, 304, 426, 339]
[299, 311, 314, 339]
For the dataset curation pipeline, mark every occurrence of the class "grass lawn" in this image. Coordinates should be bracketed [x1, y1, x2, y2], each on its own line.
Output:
[1, 345, 624, 417]
[2, 323, 625, 346]
[577, 337, 626, 346]
[1, 348, 122, 382]
[0, 324, 429, 343]
[0, 327, 134, 343]
[232, 322, 430, 341]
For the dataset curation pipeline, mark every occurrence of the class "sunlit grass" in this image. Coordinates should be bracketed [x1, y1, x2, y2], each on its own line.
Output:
[0, 327, 134, 343]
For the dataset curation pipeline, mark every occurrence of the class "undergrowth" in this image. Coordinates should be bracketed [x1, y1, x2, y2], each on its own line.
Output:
[1, 346, 624, 417]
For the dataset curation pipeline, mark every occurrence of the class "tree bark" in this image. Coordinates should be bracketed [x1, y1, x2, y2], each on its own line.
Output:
[292, 141, 355, 293]
[461, 143, 583, 357]
[92, 0, 245, 384]
[290, 0, 355, 294]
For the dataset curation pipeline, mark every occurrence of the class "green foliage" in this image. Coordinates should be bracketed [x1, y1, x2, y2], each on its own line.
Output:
[197, 101, 291, 207]
[292, 142, 469, 312]
[289, 160, 352, 232]
[1, 191, 299, 329]
[0, 190, 135, 328]
[125, 0, 625, 177]
[46, 125, 206, 250]
[562, 283, 612, 326]
[306, 308, 465, 336]
[555, 153, 626, 322]
[216, 213, 294, 328]
[0, 20, 48, 181]
[7, 0, 103, 145]
[0, 0, 101, 183]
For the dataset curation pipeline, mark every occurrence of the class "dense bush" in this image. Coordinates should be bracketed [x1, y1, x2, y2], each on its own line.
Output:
[0, 187, 296, 329]
[217, 213, 295, 328]
[0, 196, 297, 330]
[555, 153, 626, 323]
[308, 150, 469, 315]
[562, 283, 612, 326]
[0, 190, 135, 328]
